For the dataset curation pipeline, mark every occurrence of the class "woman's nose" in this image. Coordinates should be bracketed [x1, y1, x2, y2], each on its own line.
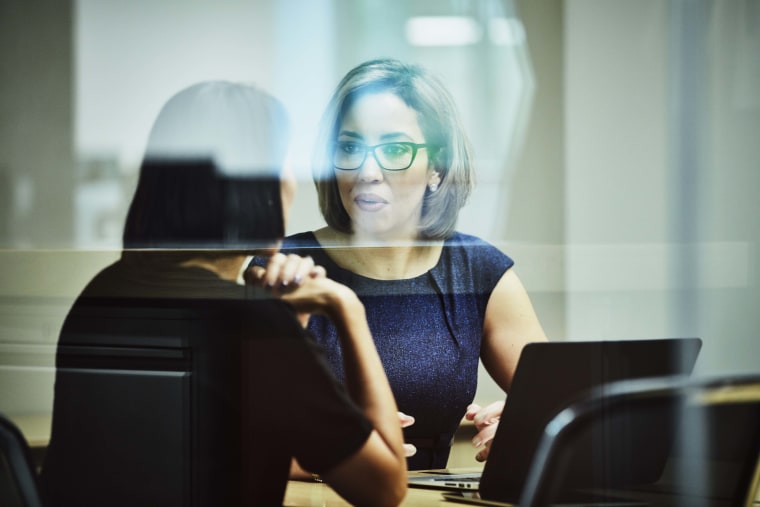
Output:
[357, 152, 384, 182]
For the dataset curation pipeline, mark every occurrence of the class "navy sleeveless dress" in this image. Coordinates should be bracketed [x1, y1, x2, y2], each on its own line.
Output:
[271, 231, 514, 469]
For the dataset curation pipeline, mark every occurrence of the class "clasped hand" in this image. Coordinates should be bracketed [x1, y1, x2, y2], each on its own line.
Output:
[246, 253, 326, 292]
[246, 253, 329, 326]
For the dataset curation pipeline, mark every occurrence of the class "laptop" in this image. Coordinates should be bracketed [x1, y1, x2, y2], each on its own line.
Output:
[408, 338, 702, 504]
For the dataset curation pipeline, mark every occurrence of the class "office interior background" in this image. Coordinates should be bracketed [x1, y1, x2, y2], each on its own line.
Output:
[1, 0, 758, 454]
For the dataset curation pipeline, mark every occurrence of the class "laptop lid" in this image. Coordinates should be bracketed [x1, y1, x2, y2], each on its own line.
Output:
[478, 337, 702, 503]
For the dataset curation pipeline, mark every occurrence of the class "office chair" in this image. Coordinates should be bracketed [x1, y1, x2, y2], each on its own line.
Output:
[519, 374, 760, 507]
[0, 412, 43, 507]
[39, 297, 246, 507]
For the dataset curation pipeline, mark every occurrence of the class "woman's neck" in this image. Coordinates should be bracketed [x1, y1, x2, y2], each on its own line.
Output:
[314, 227, 443, 280]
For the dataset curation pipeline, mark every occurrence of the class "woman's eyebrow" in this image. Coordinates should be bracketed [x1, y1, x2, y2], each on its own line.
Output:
[380, 131, 415, 142]
[337, 130, 416, 142]
[337, 130, 363, 140]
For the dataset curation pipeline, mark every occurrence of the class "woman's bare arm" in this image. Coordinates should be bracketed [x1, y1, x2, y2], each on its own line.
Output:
[466, 269, 548, 461]
[251, 261, 406, 506]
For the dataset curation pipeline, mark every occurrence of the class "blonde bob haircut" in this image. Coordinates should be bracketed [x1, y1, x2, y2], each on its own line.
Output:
[312, 58, 475, 240]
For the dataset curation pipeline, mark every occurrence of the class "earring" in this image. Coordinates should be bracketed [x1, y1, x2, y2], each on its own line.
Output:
[429, 182, 438, 193]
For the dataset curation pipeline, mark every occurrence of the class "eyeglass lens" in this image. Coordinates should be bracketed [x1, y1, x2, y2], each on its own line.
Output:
[334, 142, 418, 171]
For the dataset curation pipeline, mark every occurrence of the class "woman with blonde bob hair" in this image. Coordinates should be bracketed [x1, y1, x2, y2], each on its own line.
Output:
[312, 57, 474, 239]
[255, 59, 547, 471]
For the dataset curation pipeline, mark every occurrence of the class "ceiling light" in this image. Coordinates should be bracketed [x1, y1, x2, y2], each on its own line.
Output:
[405, 16, 482, 47]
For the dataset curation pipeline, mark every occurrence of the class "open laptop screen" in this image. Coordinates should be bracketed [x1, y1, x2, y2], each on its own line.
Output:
[479, 337, 702, 503]
[410, 338, 702, 498]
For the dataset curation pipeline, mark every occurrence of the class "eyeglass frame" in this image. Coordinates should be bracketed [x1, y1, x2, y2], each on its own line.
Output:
[332, 141, 432, 171]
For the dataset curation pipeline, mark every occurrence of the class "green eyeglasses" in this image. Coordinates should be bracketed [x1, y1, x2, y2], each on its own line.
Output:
[333, 141, 430, 171]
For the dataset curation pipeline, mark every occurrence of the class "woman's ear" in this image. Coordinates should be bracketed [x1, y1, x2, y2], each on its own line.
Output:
[428, 171, 441, 193]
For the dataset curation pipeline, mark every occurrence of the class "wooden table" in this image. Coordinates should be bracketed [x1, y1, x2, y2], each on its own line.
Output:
[284, 467, 760, 507]
[284, 478, 457, 506]
[284, 469, 486, 506]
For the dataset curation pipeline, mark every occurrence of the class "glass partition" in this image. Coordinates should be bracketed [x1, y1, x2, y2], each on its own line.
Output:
[0, 0, 757, 482]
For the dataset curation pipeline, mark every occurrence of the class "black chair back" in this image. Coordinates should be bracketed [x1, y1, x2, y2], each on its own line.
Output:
[520, 375, 760, 507]
[39, 297, 244, 507]
[0, 412, 43, 507]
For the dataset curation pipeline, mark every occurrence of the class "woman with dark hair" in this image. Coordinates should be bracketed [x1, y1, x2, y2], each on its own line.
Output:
[257, 59, 548, 471]
[41, 81, 406, 506]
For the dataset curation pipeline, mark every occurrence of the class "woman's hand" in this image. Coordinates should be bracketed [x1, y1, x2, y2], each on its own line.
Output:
[246, 253, 326, 289]
[464, 401, 504, 462]
[398, 412, 417, 457]
[246, 254, 327, 326]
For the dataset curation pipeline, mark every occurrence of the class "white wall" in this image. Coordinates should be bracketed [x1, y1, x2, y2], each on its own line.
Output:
[563, 0, 759, 375]
[564, 0, 675, 342]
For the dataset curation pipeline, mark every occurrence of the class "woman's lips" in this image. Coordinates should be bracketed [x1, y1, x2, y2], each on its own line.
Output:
[354, 193, 388, 212]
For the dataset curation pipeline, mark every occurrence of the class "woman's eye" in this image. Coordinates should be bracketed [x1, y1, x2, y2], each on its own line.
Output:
[339, 142, 362, 154]
[382, 143, 409, 158]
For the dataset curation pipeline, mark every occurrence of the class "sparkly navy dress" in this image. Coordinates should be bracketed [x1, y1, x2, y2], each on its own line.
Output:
[271, 231, 514, 469]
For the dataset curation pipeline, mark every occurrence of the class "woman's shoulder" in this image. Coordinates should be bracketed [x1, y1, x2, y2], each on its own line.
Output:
[445, 231, 492, 247]
[280, 229, 331, 258]
[76, 259, 136, 298]
[444, 231, 506, 255]
[271, 229, 342, 274]
[282, 230, 320, 248]
[437, 231, 515, 282]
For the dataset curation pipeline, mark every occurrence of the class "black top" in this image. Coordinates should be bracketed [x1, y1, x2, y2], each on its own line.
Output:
[40, 258, 372, 506]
